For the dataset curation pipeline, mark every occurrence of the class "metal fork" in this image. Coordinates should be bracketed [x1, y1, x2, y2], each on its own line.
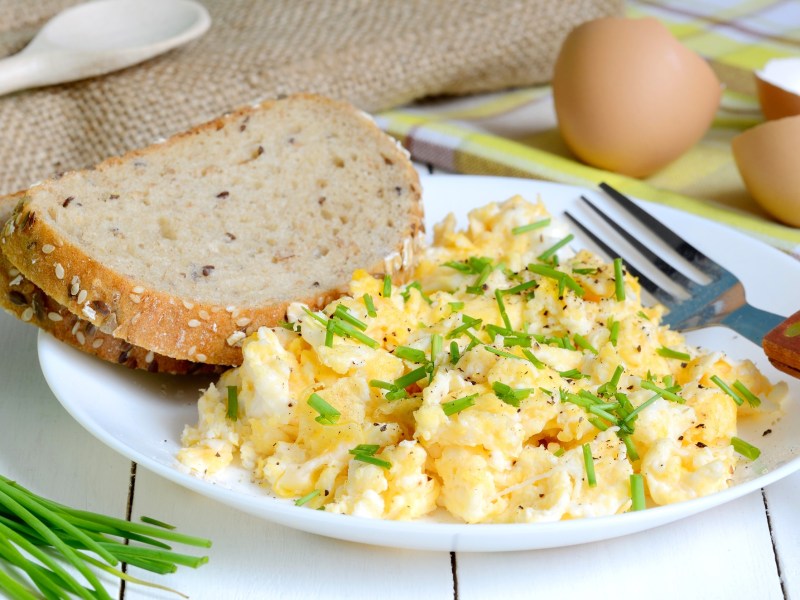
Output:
[564, 183, 786, 345]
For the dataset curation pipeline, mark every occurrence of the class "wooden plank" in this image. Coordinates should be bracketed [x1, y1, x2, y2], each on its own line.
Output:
[457, 493, 783, 600]
[125, 467, 455, 600]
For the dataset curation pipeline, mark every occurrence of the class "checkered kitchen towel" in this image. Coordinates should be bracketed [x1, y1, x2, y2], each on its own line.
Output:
[377, 0, 800, 257]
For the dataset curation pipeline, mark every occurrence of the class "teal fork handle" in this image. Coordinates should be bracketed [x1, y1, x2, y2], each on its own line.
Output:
[720, 304, 786, 346]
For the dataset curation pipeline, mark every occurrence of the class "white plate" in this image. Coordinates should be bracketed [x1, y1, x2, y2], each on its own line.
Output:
[39, 175, 800, 552]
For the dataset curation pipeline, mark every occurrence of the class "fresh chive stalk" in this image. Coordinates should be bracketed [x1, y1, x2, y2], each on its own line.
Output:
[613, 258, 625, 301]
[538, 234, 574, 263]
[363, 293, 377, 317]
[226, 386, 239, 421]
[630, 474, 645, 510]
[731, 437, 761, 460]
[608, 319, 619, 347]
[382, 274, 392, 297]
[710, 375, 744, 406]
[349, 445, 392, 469]
[657, 346, 691, 361]
[0, 475, 210, 599]
[512, 218, 551, 235]
[733, 380, 761, 407]
[442, 393, 478, 416]
[308, 393, 341, 425]
[582, 444, 597, 487]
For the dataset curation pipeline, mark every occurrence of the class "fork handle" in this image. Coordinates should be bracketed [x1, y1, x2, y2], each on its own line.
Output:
[720, 303, 786, 346]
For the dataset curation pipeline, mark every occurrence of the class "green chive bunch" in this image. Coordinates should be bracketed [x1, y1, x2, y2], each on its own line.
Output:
[0, 475, 210, 599]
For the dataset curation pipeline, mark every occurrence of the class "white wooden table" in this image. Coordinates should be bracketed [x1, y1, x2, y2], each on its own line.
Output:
[1, 170, 799, 600]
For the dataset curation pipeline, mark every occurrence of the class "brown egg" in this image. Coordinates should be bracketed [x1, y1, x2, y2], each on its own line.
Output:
[732, 115, 800, 227]
[755, 58, 800, 120]
[552, 17, 721, 178]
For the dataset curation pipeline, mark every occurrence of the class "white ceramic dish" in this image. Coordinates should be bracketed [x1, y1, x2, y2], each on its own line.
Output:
[38, 175, 800, 552]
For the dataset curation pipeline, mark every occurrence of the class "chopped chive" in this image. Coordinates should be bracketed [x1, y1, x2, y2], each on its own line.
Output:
[588, 417, 609, 431]
[733, 380, 761, 408]
[710, 375, 744, 406]
[640, 380, 685, 404]
[385, 389, 409, 401]
[334, 305, 367, 331]
[528, 263, 584, 297]
[226, 386, 238, 421]
[572, 266, 598, 275]
[521, 348, 545, 369]
[558, 368, 587, 380]
[608, 319, 620, 347]
[491, 381, 532, 407]
[483, 345, 522, 360]
[620, 434, 640, 461]
[394, 346, 428, 363]
[504, 280, 538, 296]
[449, 341, 461, 364]
[363, 293, 377, 317]
[308, 393, 340, 425]
[512, 218, 551, 234]
[538, 234, 574, 262]
[587, 404, 618, 423]
[582, 444, 597, 487]
[613, 258, 625, 301]
[443, 260, 473, 274]
[623, 392, 663, 423]
[553, 447, 565, 457]
[598, 365, 624, 397]
[573, 333, 598, 355]
[348, 446, 392, 470]
[465, 263, 493, 295]
[447, 314, 482, 339]
[448, 301, 465, 311]
[731, 436, 761, 460]
[369, 379, 396, 391]
[324, 317, 335, 347]
[332, 319, 380, 348]
[464, 330, 483, 352]
[503, 335, 532, 348]
[294, 490, 321, 507]
[630, 474, 645, 511]
[394, 365, 430, 389]
[382, 274, 392, 297]
[350, 444, 380, 455]
[495, 289, 512, 330]
[302, 306, 328, 327]
[657, 346, 691, 361]
[402, 281, 433, 304]
[431, 333, 443, 363]
[637, 310, 650, 321]
[442, 393, 478, 416]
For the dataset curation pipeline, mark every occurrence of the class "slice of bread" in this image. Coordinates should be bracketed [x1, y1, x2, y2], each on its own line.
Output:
[0, 192, 222, 375]
[1, 94, 423, 365]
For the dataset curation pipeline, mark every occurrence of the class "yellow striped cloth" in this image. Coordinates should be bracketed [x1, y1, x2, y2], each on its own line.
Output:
[377, 0, 800, 258]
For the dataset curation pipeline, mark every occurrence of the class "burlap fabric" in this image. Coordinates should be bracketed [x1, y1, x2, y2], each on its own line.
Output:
[0, 0, 621, 195]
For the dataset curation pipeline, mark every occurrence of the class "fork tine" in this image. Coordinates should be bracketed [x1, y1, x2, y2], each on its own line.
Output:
[598, 183, 711, 267]
[579, 195, 699, 292]
[564, 211, 677, 306]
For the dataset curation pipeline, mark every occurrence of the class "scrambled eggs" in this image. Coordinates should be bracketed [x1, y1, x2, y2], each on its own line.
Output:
[178, 196, 783, 523]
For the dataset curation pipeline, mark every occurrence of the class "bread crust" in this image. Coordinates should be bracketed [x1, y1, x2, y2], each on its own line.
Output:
[0, 192, 223, 375]
[1, 94, 423, 365]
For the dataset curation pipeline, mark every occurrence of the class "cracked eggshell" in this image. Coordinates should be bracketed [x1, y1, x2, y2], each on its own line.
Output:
[552, 17, 721, 178]
[732, 114, 800, 227]
[755, 57, 800, 120]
